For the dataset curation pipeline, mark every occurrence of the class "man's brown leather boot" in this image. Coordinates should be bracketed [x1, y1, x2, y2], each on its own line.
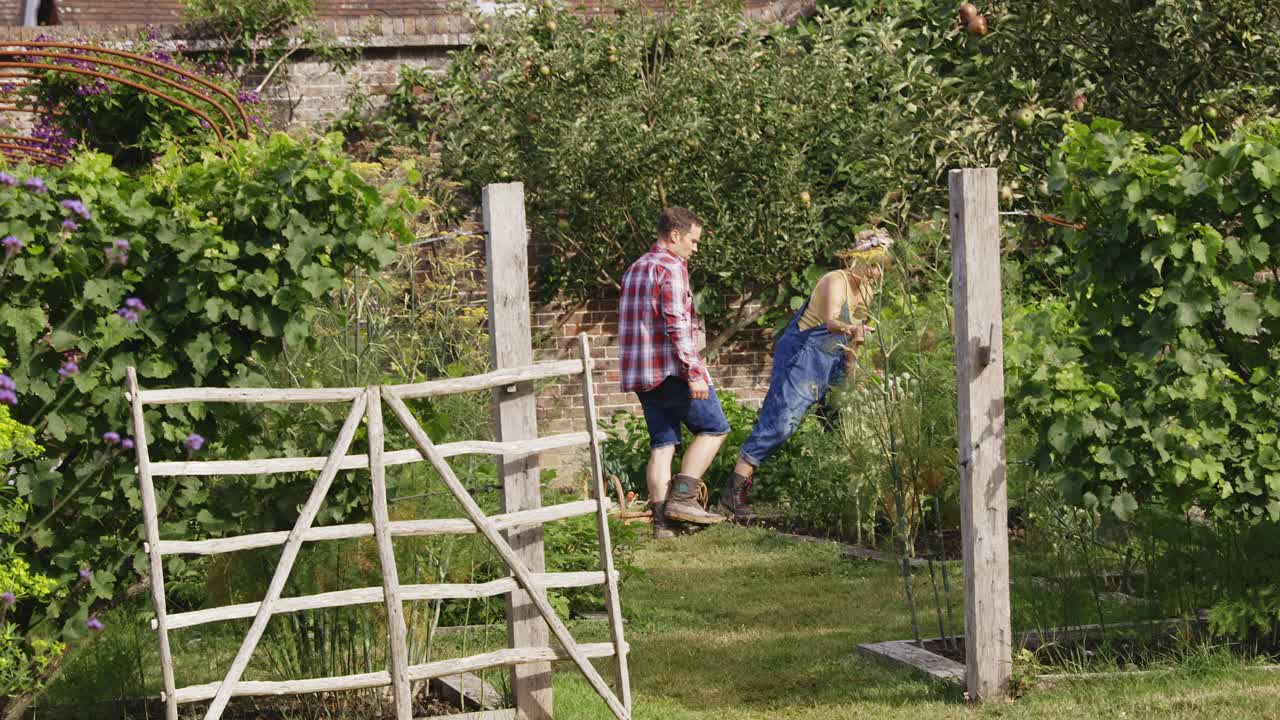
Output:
[663, 474, 724, 525]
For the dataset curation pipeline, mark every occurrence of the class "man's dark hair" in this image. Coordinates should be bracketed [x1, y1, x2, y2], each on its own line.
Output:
[657, 207, 703, 240]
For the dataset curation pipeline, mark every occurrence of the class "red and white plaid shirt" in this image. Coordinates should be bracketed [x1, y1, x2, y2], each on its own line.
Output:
[619, 244, 710, 393]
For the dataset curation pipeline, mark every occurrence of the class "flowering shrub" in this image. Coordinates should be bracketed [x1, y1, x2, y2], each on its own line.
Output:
[0, 132, 414, 704]
[0, 357, 57, 699]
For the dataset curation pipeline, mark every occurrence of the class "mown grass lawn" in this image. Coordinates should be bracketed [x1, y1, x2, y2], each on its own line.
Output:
[38, 524, 1279, 719]
[554, 525, 1280, 720]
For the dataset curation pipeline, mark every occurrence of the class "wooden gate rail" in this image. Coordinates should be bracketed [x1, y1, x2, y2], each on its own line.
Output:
[160, 571, 618, 630]
[153, 501, 605, 556]
[147, 431, 604, 477]
[128, 341, 631, 720]
[134, 359, 584, 406]
[172, 642, 627, 703]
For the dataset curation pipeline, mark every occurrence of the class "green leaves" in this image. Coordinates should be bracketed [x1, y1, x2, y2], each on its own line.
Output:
[1027, 117, 1280, 524]
[0, 133, 411, 682]
[1, 306, 47, 349]
[1223, 289, 1262, 336]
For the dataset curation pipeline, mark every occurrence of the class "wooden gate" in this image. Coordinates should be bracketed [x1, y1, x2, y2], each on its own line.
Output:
[127, 334, 631, 720]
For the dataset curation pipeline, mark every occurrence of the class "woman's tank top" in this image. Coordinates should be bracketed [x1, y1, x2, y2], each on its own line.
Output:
[797, 271, 857, 331]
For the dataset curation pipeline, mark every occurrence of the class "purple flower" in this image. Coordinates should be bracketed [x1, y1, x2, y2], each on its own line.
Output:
[0, 375, 14, 391]
[121, 437, 135, 450]
[0, 390, 16, 406]
[116, 308, 139, 324]
[22, 177, 46, 194]
[124, 297, 146, 311]
[103, 431, 120, 445]
[0, 172, 16, 186]
[78, 568, 92, 581]
[106, 239, 130, 266]
[183, 433, 205, 451]
[2, 236, 22, 258]
[1, 592, 14, 606]
[62, 220, 79, 233]
[86, 618, 104, 632]
[60, 199, 91, 220]
[199, 120, 211, 130]
[58, 360, 79, 379]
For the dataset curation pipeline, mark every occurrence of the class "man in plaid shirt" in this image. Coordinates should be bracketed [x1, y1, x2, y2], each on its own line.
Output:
[619, 207, 728, 538]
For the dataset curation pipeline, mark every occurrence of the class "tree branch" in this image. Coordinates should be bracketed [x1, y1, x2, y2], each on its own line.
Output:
[704, 291, 768, 359]
[254, 42, 304, 95]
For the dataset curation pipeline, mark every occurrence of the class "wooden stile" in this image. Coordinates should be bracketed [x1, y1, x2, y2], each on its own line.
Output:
[132, 368, 632, 719]
[384, 393, 631, 720]
[577, 334, 633, 713]
[201, 393, 369, 720]
[127, 368, 179, 720]
[949, 168, 1012, 702]
[367, 387, 413, 719]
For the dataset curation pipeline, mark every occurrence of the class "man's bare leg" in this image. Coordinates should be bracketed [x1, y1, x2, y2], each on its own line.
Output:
[681, 433, 727, 479]
[646, 444, 677, 505]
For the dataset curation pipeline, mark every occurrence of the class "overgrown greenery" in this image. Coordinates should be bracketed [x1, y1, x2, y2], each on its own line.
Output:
[1014, 118, 1280, 524]
[350, 1, 1005, 349]
[0, 138, 414, 712]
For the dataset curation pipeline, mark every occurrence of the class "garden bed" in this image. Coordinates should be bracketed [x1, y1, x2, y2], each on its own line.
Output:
[860, 619, 1280, 686]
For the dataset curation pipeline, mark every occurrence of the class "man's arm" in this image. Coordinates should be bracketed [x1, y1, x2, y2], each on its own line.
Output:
[658, 266, 711, 391]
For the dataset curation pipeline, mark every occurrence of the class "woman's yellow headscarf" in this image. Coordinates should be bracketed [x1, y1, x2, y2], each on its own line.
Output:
[835, 228, 894, 277]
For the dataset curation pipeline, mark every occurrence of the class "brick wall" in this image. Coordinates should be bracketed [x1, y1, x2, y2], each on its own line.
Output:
[8, 0, 810, 27]
[55, 1, 183, 25]
[0, 0, 21, 26]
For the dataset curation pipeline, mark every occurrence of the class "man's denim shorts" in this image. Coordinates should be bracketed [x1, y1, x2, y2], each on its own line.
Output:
[635, 376, 731, 449]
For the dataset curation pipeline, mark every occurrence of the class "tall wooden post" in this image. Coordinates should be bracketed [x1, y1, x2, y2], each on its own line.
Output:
[483, 182, 552, 719]
[949, 168, 1011, 701]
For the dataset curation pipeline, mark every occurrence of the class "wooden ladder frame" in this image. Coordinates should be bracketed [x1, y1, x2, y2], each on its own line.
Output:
[127, 335, 631, 720]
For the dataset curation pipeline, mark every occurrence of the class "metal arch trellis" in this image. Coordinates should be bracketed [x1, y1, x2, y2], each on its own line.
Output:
[0, 41, 253, 166]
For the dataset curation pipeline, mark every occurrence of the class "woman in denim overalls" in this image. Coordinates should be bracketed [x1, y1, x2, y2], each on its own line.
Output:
[717, 230, 893, 518]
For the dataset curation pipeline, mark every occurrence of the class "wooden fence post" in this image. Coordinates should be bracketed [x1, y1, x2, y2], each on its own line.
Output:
[949, 168, 1012, 701]
[483, 181, 552, 719]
